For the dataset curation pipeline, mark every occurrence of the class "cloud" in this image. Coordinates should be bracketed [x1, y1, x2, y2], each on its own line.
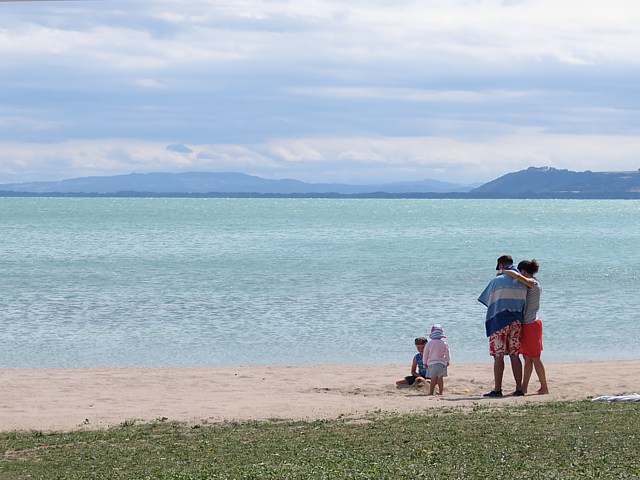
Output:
[0, 0, 639, 184]
[268, 142, 324, 163]
[166, 144, 193, 154]
[1, 130, 639, 185]
[288, 87, 539, 103]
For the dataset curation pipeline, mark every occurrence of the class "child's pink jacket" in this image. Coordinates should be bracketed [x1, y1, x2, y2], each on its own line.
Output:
[423, 339, 450, 367]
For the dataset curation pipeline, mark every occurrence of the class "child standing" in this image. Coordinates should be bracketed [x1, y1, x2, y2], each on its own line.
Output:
[423, 324, 450, 395]
[395, 337, 430, 387]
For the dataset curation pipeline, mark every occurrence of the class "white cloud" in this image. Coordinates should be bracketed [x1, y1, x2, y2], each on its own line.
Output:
[1, 131, 639, 185]
[268, 142, 324, 162]
[288, 87, 537, 102]
[4, 0, 640, 71]
[0, 0, 639, 184]
[134, 78, 167, 89]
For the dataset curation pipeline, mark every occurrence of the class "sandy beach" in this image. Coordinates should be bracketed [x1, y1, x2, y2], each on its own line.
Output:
[1, 360, 638, 432]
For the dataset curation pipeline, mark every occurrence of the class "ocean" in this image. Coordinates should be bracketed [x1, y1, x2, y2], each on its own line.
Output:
[1, 198, 639, 368]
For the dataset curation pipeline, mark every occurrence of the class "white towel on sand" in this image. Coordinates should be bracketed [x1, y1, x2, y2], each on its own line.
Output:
[592, 393, 640, 402]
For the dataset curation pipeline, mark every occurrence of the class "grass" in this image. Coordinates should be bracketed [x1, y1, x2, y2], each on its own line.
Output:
[1, 401, 638, 479]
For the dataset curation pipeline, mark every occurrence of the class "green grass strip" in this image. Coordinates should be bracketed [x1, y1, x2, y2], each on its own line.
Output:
[1, 401, 638, 479]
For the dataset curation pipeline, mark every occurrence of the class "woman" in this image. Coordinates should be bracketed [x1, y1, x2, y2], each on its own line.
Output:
[501, 259, 549, 395]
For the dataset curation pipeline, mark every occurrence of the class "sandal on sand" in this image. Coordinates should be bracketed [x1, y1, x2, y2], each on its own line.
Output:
[511, 390, 525, 397]
[483, 390, 503, 398]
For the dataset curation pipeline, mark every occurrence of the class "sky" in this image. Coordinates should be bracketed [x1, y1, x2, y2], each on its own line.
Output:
[1, 0, 639, 185]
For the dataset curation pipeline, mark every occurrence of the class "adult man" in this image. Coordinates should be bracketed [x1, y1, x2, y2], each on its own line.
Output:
[478, 254, 528, 397]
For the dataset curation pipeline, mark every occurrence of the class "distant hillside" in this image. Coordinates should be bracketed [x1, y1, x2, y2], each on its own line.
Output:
[0, 171, 474, 195]
[1, 167, 640, 198]
[469, 166, 640, 199]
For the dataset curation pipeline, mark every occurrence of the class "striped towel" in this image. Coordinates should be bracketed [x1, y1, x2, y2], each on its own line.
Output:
[478, 268, 527, 337]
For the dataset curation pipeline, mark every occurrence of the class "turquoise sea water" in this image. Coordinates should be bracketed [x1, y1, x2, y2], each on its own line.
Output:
[1, 198, 639, 368]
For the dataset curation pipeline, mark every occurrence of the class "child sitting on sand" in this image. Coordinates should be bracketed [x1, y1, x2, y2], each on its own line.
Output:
[396, 336, 430, 387]
[423, 324, 450, 395]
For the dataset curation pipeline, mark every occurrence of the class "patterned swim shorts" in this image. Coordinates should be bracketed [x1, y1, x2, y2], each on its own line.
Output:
[489, 322, 522, 357]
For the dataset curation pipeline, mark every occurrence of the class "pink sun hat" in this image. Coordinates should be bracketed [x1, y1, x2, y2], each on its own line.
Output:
[429, 324, 447, 340]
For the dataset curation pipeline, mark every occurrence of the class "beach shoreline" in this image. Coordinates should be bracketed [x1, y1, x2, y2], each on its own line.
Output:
[1, 360, 638, 432]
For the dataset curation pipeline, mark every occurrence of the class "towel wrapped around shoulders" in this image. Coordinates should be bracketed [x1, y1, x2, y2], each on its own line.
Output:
[478, 269, 527, 337]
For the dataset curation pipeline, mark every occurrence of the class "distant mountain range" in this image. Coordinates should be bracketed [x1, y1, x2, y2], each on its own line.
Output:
[0, 166, 639, 198]
[0, 171, 475, 195]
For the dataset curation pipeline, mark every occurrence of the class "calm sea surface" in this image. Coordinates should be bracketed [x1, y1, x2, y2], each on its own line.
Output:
[1, 198, 639, 368]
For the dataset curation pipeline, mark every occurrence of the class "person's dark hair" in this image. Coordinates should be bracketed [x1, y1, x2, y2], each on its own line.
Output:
[496, 254, 513, 270]
[414, 336, 427, 345]
[517, 259, 539, 275]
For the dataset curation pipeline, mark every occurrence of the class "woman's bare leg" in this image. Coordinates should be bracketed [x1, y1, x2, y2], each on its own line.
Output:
[532, 358, 549, 394]
[522, 357, 534, 394]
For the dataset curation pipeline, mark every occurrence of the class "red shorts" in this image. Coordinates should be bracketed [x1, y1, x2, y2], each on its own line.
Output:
[520, 318, 544, 358]
[489, 322, 522, 357]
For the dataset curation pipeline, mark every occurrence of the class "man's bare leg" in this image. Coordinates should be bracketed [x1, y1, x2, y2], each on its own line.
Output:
[493, 356, 505, 392]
